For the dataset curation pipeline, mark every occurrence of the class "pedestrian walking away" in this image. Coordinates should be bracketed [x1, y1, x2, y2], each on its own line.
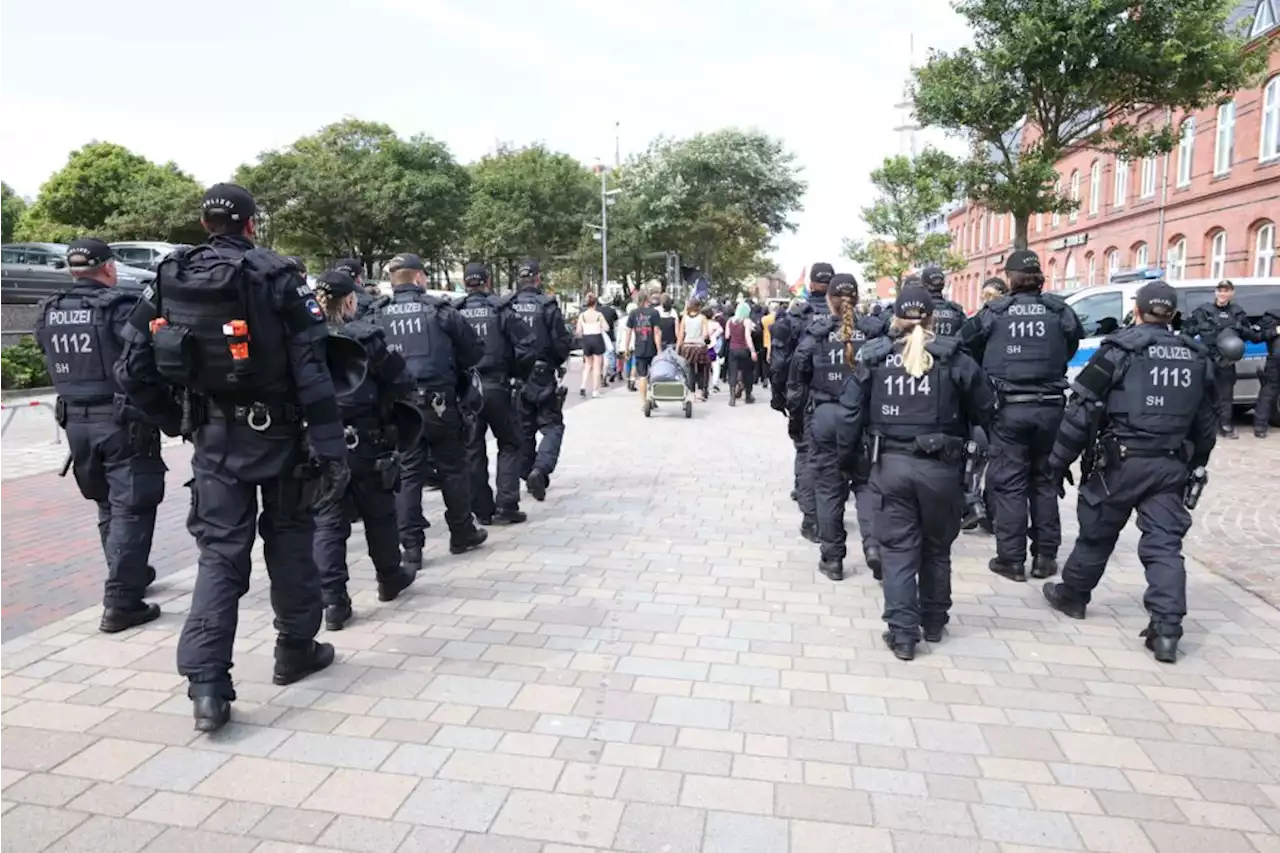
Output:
[724, 302, 758, 406]
[961, 249, 1083, 583]
[117, 184, 346, 732]
[1254, 306, 1280, 437]
[920, 265, 965, 338]
[311, 269, 421, 632]
[840, 285, 994, 660]
[509, 259, 574, 501]
[1043, 280, 1218, 664]
[677, 297, 712, 400]
[36, 238, 169, 635]
[370, 252, 489, 569]
[786, 272, 884, 580]
[577, 292, 608, 398]
[626, 288, 663, 409]
[1184, 279, 1259, 439]
[456, 262, 536, 525]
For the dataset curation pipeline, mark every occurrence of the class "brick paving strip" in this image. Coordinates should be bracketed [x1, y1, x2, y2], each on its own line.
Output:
[4, 391, 1280, 853]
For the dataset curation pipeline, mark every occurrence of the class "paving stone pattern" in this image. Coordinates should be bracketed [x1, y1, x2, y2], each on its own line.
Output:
[4, 390, 1280, 852]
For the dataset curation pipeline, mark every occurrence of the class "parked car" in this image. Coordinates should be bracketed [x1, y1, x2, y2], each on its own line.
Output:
[109, 241, 190, 272]
[2, 242, 156, 302]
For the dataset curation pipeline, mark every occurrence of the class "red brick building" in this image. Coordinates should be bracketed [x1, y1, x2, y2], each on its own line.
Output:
[946, 2, 1280, 312]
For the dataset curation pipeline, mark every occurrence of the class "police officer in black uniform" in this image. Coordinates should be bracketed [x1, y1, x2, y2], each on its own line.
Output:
[370, 253, 488, 567]
[508, 259, 572, 502]
[329, 258, 373, 317]
[841, 286, 994, 660]
[310, 269, 419, 630]
[1042, 281, 1218, 663]
[786, 273, 883, 580]
[1185, 280, 1255, 439]
[37, 239, 169, 634]
[921, 266, 965, 338]
[961, 250, 1083, 583]
[117, 184, 345, 731]
[457, 262, 536, 524]
[1254, 307, 1280, 438]
[770, 263, 834, 537]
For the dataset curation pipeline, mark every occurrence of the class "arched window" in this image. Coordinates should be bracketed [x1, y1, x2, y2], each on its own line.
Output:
[1255, 220, 1277, 277]
[1133, 243, 1149, 269]
[1089, 161, 1101, 215]
[1208, 230, 1228, 279]
[1263, 76, 1280, 163]
[1166, 237, 1187, 281]
[1085, 251, 1096, 286]
[1048, 257, 1059, 289]
[1177, 118, 1196, 187]
[1106, 249, 1120, 281]
[1069, 170, 1081, 222]
[1064, 252, 1078, 287]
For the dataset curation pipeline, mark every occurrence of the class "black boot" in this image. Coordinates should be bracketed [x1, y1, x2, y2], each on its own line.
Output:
[476, 513, 493, 526]
[273, 640, 335, 686]
[1255, 426, 1269, 438]
[146, 565, 157, 588]
[377, 566, 417, 602]
[882, 631, 916, 661]
[1221, 425, 1239, 440]
[818, 559, 844, 581]
[1140, 625, 1180, 664]
[864, 546, 883, 582]
[989, 557, 1026, 582]
[99, 603, 160, 634]
[192, 696, 231, 733]
[922, 625, 944, 644]
[1030, 555, 1058, 579]
[527, 470, 549, 502]
[800, 519, 819, 543]
[402, 546, 423, 572]
[491, 508, 527, 525]
[450, 525, 489, 555]
[1041, 582, 1086, 619]
[324, 598, 353, 631]
[790, 489, 798, 503]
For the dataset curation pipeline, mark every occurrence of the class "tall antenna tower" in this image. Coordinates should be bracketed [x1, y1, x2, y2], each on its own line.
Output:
[893, 33, 920, 158]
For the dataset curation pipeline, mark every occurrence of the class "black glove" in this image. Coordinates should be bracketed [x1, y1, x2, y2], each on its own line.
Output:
[1053, 467, 1074, 498]
[311, 459, 351, 515]
[788, 415, 804, 441]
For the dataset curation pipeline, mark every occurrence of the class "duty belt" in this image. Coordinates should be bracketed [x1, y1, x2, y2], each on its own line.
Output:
[1113, 443, 1182, 460]
[208, 401, 301, 432]
[342, 417, 392, 450]
[1001, 392, 1065, 405]
[57, 398, 116, 420]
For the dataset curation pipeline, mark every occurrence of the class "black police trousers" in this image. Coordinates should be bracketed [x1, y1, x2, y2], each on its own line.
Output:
[469, 379, 523, 517]
[314, 450, 401, 606]
[988, 402, 1064, 564]
[519, 371, 565, 479]
[177, 422, 321, 698]
[872, 451, 964, 642]
[1215, 363, 1237, 430]
[1058, 455, 1191, 636]
[809, 402, 876, 562]
[795, 422, 815, 525]
[397, 389, 473, 545]
[1255, 354, 1280, 431]
[65, 409, 165, 609]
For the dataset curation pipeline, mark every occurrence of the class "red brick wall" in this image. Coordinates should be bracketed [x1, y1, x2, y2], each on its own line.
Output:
[946, 39, 1280, 313]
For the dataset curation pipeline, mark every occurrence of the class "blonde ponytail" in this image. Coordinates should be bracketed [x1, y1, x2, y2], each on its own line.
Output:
[838, 297, 856, 365]
[891, 317, 936, 378]
[316, 289, 351, 324]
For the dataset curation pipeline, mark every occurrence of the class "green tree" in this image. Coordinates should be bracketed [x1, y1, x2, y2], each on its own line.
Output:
[237, 119, 470, 277]
[913, 0, 1272, 249]
[1, 182, 28, 243]
[843, 149, 965, 289]
[105, 164, 205, 244]
[464, 144, 597, 286]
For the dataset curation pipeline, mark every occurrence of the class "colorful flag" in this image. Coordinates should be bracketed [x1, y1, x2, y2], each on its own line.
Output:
[790, 266, 808, 299]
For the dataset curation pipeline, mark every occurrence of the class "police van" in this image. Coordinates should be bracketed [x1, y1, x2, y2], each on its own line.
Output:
[1062, 272, 1280, 424]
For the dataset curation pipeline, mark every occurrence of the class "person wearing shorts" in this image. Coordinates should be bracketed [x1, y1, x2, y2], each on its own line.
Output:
[576, 293, 607, 398]
[627, 291, 662, 407]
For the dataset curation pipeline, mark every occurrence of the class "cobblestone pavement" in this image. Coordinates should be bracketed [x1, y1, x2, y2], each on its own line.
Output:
[4, 388, 1280, 853]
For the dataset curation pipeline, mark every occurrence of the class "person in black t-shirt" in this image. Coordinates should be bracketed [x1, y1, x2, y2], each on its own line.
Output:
[626, 291, 663, 407]
[599, 302, 620, 382]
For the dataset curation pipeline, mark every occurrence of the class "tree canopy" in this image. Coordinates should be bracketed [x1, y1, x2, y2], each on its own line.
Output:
[843, 149, 966, 288]
[912, 0, 1272, 248]
[1, 183, 27, 244]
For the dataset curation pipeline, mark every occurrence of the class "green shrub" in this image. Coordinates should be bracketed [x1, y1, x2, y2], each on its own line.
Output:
[1, 336, 51, 390]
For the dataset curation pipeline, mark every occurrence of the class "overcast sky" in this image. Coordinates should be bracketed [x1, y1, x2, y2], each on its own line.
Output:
[1, 0, 970, 280]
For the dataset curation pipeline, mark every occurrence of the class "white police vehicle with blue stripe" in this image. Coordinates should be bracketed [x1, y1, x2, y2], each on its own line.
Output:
[1062, 270, 1280, 426]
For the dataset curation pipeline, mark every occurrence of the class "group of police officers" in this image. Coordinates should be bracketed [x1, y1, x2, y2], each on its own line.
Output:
[37, 184, 571, 731]
[33, 181, 1280, 728]
[773, 252, 1277, 663]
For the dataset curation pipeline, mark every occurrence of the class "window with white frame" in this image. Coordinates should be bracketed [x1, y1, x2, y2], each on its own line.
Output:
[1070, 170, 1080, 222]
[1089, 161, 1100, 215]
[1134, 243, 1149, 269]
[1261, 76, 1279, 163]
[1037, 212, 1043, 233]
[1140, 156, 1156, 198]
[1254, 0, 1277, 38]
[1214, 100, 1235, 176]
[1210, 230, 1228, 279]
[1113, 157, 1128, 207]
[1177, 118, 1195, 186]
[1256, 221, 1276, 277]
[1166, 238, 1187, 281]
[997, 212, 1004, 244]
[979, 214, 987, 250]
[1086, 252, 1096, 286]
[1052, 180, 1061, 227]
[1064, 252, 1077, 286]
[1107, 249, 1120, 279]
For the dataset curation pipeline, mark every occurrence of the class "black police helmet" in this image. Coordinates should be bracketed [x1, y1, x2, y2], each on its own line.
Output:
[1216, 328, 1246, 362]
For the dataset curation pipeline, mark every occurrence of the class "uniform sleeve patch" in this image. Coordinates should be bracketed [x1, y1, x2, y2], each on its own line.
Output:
[306, 298, 324, 321]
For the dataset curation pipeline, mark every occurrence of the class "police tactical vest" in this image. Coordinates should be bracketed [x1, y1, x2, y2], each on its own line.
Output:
[148, 244, 292, 400]
[37, 287, 129, 403]
[456, 292, 506, 375]
[865, 338, 960, 435]
[372, 290, 454, 388]
[808, 316, 866, 401]
[931, 298, 965, 338]
[331, 320, 382, 419]
[982, 293, 1069, 384]
[509, 291, 553, 361]
[1105, 327, 1205, 443]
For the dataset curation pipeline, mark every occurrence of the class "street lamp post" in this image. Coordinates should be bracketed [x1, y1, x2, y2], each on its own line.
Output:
[594, 162, 622, 297]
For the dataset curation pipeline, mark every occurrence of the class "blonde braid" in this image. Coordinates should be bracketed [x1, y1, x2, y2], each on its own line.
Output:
[315, 288, 348, 324]
[839, 296, 856, 365]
